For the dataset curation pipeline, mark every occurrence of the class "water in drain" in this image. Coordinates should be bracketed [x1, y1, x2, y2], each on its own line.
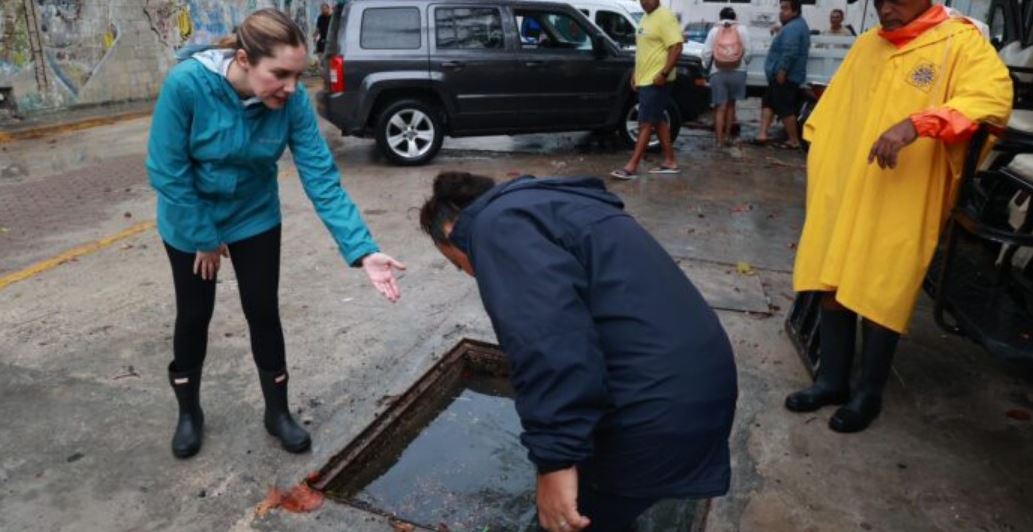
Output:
[351, 375, 536, 529]
[316, 341, 706, 530]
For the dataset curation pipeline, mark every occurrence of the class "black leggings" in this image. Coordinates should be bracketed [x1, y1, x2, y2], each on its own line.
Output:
[164, 226, 285, 373]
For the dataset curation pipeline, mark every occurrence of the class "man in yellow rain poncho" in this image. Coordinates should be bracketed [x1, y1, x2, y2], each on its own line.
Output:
[785, 0, 1012, 433]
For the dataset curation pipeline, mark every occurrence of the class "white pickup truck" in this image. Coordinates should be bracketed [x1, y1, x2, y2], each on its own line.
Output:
[744, 33, 854, 89]
[679, 0, 991, 89]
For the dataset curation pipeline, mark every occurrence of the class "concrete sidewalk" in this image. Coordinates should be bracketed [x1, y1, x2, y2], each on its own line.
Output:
[0, 111, 1031, 531]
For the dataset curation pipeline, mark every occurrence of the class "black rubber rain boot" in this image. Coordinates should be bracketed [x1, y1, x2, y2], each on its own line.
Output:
[785, 307, 856, 412]
[829, 320, 900, 433]
[169, 363, 204, 459]
[257, 368, 311, 453]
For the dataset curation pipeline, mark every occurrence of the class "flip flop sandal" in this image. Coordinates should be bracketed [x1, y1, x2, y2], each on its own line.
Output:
[748, 138, 770, 147]
[773, 142, 802, 150]
[610, 168, 638, 180]
[648, 166, 680, 174]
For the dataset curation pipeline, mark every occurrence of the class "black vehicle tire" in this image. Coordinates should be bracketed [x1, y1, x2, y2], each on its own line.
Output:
[620, 99, 682, 151]
[374, 99, 444, 166]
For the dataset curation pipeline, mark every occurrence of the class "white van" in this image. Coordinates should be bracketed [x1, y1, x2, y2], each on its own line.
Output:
[528, 0, 707, 58]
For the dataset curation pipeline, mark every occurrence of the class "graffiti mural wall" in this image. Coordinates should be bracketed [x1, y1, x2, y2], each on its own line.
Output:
[0, 0, 323, 115]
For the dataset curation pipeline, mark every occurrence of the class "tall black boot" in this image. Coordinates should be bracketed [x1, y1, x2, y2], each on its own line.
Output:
[829, 320, 900, 433]
[169, 363, 204, 459]
[257, 368, 311, 453]
[785, 307, 856, 412]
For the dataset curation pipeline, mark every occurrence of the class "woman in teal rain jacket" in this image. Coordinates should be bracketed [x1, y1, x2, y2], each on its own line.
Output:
[147, 9, 405, 459]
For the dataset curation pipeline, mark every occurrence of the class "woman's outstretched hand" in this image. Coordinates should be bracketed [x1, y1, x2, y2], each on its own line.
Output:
[361, 252, 406, 302]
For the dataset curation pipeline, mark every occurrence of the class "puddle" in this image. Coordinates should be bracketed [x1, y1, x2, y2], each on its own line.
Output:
[313, 340, 707, 530]
[353, 376, 535, 529]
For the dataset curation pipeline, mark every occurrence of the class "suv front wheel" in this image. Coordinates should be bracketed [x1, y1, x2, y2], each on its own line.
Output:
[374, 99, 444, 166]
[621, 100, 682, 150]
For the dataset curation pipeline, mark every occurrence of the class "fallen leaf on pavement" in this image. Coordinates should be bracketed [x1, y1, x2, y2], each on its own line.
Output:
[391, 520, 416, 532]
[255, 481, 324, 517]
[736, 262, 757, 276]
[255, 487, 282, 518]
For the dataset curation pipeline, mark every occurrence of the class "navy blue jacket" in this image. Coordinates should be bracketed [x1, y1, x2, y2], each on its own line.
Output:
[450, 177, 738, 498]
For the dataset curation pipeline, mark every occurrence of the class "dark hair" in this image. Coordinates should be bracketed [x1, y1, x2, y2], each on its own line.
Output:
[781, 0, 803, 16]
[831, 8, 845, 16]
[719, 7, 737, 21]
[214, 8, 306, 64]
[420, 171, 496, 245]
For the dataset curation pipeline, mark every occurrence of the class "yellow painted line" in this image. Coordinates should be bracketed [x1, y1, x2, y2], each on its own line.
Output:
[0, 220, 156, 291]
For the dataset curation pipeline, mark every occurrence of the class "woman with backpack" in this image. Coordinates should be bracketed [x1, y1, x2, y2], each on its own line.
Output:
[702, 7, 751, 148]
[147, 9, 405, 459]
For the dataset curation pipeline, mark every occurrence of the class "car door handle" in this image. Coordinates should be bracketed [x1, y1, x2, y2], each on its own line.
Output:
[442, 61, 465, 69]
[524, 61, 544, 67]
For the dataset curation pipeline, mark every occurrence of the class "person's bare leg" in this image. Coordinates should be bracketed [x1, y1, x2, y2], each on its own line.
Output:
[655, 121, 677, 168]
[623, 123, 655, 173]
[724, 103, 736, 145]
[714, 104, 727, 147]
[730, 104, 739, 138]
[782, 115, 801, 147]
[758, 107, 774, 142]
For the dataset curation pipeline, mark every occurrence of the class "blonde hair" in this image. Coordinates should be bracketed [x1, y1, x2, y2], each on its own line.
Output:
[214, 8, 307, 64]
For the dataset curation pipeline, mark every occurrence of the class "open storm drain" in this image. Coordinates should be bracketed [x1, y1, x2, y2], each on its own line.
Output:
[311, 339, 708, 531]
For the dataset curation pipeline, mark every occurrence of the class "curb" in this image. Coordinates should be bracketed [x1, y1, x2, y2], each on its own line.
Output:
[0, 109, 153, 144]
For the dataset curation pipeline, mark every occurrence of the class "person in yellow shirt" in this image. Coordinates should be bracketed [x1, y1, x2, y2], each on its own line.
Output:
[611, 0, 683, 180]
[785, 0, 1012, 433]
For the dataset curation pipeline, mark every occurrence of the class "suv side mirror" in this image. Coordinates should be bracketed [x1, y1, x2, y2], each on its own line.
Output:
[592, 34, 609, 58]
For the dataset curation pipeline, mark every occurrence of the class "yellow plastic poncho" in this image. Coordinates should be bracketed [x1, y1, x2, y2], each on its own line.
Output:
[794, 16, 1013, 333]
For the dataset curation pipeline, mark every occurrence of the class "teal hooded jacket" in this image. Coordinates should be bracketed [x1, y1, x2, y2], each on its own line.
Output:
[146, 50, 378, 266]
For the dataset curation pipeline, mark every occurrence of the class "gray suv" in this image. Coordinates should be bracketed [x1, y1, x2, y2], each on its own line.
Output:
[317, 0, 708, 165]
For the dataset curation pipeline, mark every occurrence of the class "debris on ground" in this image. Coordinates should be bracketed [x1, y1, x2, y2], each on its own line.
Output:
[765, 156, 806, 169]
[112, 365, 140, 380]
[378, 394, 401, 407]
[731, 203, 754, 214]
[254, 481, 324, 518]
[736, 262, 757, 276]
[391, 520, 415, 532]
